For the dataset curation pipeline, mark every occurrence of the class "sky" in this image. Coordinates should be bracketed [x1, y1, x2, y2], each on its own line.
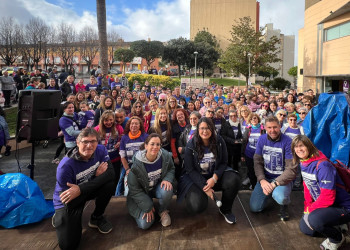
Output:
[1, 0, 304, 63]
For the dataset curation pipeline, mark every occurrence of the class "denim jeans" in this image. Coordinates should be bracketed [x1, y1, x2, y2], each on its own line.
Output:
[134, 182, 173, 230]
[115, 167, 126, 196]
[299, 207, 350, 243]
[250, 178, 293, 212]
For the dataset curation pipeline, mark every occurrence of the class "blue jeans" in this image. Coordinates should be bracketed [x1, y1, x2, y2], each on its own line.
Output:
[250, 179, 293, 212]
[300, 207, 350, 243]
[134, 182, 173, 230]
[115, 167, 126, 196]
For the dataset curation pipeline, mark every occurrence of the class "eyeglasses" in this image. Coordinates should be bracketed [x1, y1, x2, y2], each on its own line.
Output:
[136, 106, 142, 108]
[305, 104, 311, 106]
[251, 117, 258, 120]
[241, 110, 248, 113]
[80, 140, 98, 145]
[150, 104, 157, 108]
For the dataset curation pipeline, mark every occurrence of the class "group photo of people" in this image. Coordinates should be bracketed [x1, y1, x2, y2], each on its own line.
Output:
[1, 67, 350, 250]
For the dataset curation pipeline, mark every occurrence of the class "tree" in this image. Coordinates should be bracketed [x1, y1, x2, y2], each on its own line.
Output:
[163, 37, 195, 78]
[114, 48, 135, 74]
[107, 28, 122, 70]
[55, 22, 77, 71]
[78, 26, 99, 73]
[96, 0, 108, 87]
[25, 17, 50, 69]
[218, 16, 280, 88]
[130, 40, 164, 67]
[0, 17, 22, 66]
[193, 29, 221, 79]
[257, 67, 279, 82]
[288, 66, 298, 87]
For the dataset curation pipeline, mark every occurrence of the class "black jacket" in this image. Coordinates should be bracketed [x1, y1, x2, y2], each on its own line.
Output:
[60, 81, 76, 100]
[184, 134, 228, 190]
[220, 121, 243, 147]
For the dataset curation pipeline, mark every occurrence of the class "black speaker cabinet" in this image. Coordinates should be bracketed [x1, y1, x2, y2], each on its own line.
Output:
[16, 90, 61, 142]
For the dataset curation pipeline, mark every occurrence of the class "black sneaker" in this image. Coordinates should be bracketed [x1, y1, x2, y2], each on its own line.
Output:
[219, 209, 236, 224]
[279, 205, 289, 221]
[88, 215, 113, 234]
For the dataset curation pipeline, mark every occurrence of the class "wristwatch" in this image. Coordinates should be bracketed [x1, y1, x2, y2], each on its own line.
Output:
[272, 180, 279, 187]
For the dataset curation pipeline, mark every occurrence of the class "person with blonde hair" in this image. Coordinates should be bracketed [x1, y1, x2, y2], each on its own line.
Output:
[143, 99, 158, 132]
[148, 107, 172, 152]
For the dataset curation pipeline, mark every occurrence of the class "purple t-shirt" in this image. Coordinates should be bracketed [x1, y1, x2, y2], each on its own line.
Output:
[255, 134, 293, 179]
[120, 133, 148, 163]
[283, 126, 301, 139]
[301, 160, 350, 210]
[144, 156, 162, 189]
[245, 127, 262, 158]
[78, 110, 95, 128]
[53, 145, 110, 209]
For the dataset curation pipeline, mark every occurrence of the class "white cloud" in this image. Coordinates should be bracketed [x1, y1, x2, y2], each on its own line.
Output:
[1, 0, 190, 42]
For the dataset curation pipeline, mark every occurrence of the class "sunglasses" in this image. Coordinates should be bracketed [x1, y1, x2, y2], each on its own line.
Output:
[299, 112, 306, 115]
[159, 99, 166, 102]
[279, 114, 286, 117]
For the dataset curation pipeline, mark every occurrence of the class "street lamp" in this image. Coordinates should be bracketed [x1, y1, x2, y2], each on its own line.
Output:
[194, 51, 198, 79]
[248, 52, 252, 86]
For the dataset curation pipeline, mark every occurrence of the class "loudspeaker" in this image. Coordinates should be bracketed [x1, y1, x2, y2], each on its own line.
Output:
[16, 90, 61, 142]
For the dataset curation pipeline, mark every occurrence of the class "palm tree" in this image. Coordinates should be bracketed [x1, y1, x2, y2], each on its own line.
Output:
[96, 0, 108, 87]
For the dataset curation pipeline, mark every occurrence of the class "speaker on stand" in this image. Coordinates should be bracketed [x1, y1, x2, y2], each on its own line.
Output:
[16, 90, 61, 179]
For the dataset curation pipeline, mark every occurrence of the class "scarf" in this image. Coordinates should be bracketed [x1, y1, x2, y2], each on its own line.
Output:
[229, 119, 239, 127]
[129, 130, 141, 140]
[251, 123, 260, 129]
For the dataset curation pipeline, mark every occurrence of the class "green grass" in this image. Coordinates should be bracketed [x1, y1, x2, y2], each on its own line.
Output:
[4, 107, 17, 136]
[209, 78, 246, 87]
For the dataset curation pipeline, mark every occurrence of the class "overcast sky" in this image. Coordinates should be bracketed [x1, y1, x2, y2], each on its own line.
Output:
[1, 0, 304, 64]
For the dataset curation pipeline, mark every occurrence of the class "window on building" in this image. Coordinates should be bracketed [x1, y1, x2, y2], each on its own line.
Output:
[54, 57, 61, 63]
[325, 21, 350, 41]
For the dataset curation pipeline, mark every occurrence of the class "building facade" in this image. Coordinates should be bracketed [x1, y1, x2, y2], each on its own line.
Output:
[264, 24, 295, 84]
[298, 0, 350, 93]
[190, 0, 260, 49]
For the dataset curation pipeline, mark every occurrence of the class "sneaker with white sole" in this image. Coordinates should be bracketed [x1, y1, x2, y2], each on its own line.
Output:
[219, 209, 236, 224]
[320, 234, 345, 250]
[88, 215, 113, 234]
[159, 210, 171, 227]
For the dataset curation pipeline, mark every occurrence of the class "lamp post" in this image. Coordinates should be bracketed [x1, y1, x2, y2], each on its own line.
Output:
[194, 51, 198, 79]
[248, 52, 252, 86]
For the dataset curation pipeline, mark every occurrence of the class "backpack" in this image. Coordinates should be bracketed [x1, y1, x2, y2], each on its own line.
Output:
[316, 159, 350, 192]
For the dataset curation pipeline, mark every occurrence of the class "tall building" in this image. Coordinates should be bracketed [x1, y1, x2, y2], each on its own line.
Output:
[298, 0, 350, 93]
[190, 0, 260, 49]
[264, 24, 295, 84]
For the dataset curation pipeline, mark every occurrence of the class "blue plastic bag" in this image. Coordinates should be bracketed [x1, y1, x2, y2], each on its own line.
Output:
[303, 92, 350, 166]
[0, 173, 54, 228]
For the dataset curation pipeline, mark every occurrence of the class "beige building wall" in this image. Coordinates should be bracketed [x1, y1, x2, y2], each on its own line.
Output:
[297, 28, 304, 93]
[190, 0, 258, 49]
[298, 0, 350, 93]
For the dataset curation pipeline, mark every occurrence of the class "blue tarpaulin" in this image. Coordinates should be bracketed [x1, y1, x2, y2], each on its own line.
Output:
[0, 173, 54, 228]
[303, 92, 350, 166]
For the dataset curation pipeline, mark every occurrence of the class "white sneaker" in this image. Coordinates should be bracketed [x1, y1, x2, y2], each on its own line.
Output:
[159, 210, 171, 227]
[320, 234, 345, 250]
[0, 154, 3, 159]
[242, 177, 250, 186]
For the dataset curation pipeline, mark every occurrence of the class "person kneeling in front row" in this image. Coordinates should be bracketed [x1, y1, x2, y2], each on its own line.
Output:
[178, 117, 241, 224]
[52, 128, 115, 250]
[249, 116, 297, 221]
[127, 133, 175, 229]
[292, 135, 350, 250]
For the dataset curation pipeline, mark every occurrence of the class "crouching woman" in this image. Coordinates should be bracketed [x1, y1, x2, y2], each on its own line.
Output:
[127, 133, 175, 229]
[292, 135, 350, 250]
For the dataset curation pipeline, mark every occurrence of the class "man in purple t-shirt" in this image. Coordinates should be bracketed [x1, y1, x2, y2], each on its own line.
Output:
[249, 116, 297, 221]
[52, 128, 115, 250]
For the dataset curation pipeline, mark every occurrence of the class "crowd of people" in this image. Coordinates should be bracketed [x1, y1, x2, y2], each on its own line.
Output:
[1, 67, 349, 250]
